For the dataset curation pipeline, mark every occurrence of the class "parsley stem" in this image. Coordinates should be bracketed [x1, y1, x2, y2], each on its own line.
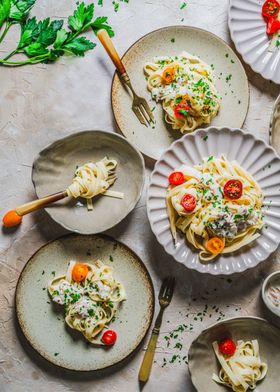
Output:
[0, 53, 49, 66]
[0, 22, 12, 45]
[3, 49, 19, 61]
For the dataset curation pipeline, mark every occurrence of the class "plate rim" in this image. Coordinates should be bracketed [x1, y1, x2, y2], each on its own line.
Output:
[31, 129, 145, 234]
[146, 126, 280, 276]
[228, 0, 278, 84]
[15, 232, 155, 372]
[111, 24, 250, 160]
[188, 315, 279, 391]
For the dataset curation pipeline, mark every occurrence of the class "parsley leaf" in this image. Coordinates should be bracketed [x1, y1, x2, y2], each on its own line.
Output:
[0, 0, 10, 29]
[91, 16, 114, 37]
[63, 36, 96, 56]
[9, 0, 35, 22]
[68, 2, 94, 32]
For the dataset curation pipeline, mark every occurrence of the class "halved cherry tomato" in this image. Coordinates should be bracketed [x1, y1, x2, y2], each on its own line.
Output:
[262, 0, 280, 19]
[2, 210, 22, 228]
[206, 237, 225, 255]
[224, 179, 243, 200]
[266, 16, 280, 34]
[174, 103, 191, 119]
[181, 193, 196, 212]
[102, 330, 117, 345]
[168, 171, 185, 185]
[219, 339, 236, 356]
[72, 263, 89, 282]
[162, 66, 176, 84]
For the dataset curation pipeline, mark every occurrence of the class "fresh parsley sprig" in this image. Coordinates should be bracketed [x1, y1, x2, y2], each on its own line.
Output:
[0, 1, 114, 66]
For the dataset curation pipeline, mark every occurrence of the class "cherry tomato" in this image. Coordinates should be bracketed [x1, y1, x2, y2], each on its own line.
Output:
[206, 237, 225, 255]
[219, 339, 236, 356]
[2, 210, 22, 228]
[72, 263, 89, 282]
[162, 67, 176, 84]
[266, 16, 280, 34]
[174, 103, 191, 120]
[262, 0, 280, 19]
[224, 179, 243, 200]
[102, 330, 117, 346]
[180, 193, 196, 212]
[168, 171, 185, 185]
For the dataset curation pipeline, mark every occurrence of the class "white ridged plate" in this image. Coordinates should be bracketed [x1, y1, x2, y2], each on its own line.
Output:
[229, 0, 280, 84]
[147, 127, 280, 275]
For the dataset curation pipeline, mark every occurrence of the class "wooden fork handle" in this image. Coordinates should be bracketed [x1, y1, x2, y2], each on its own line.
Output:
[138, 330, 159, 383]
[16, 191, 68, 216]
[97, 29, 126, 75]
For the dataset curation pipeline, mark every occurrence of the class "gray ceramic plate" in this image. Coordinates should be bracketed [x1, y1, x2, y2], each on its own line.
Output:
[188, 317, 280, 392]
[111, 26, 249, 160]
[16, 234, 155, 372]
[32, 130, 145, 234]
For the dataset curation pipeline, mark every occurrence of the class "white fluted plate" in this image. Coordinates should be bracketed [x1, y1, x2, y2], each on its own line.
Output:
[229, 0, 280, 84]
[147, 127, 280, 275]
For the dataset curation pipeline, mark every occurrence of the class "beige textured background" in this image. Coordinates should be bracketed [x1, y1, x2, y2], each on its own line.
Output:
[0, 0, 280, 391]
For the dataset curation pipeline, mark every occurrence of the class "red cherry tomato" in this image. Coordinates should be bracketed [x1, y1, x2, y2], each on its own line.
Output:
[262, 0, 280, 19]
[266, 16, 280, 34]
[168, 171, 185, 185]
[181, 193, 196, 212]
[219, 339, 236, 356]
[102, 330, 117, 346]
[224, 179, 243, 200]
[174, 103, 191, 119]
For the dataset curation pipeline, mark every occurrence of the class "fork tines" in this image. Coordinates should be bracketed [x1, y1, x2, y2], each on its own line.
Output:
[159, 277, 175, 302]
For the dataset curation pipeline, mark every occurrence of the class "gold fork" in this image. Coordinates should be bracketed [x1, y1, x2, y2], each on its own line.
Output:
[97, 29, 154, 127]
[138, 277, 175, 383]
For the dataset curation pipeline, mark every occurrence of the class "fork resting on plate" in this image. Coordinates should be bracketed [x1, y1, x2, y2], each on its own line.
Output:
[97, 29, 154, 127]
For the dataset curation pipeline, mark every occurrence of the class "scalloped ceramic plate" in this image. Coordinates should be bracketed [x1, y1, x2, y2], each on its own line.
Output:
[111, 26, 249, 160]
[188, 317, 280, 391]
[32, 130, 145, 234]
[147, 127, 280, 275]
[229, 0, 280, 84]
[15, 234, 155, 372]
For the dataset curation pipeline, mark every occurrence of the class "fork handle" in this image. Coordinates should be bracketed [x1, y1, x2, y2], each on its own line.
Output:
[15, 191, 68, 215]
[138, 329, 159, 383]
[97, 29, 126, 75]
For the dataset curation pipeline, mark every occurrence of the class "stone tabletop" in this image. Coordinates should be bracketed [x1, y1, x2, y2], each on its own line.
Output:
[0, 1, 280, 391]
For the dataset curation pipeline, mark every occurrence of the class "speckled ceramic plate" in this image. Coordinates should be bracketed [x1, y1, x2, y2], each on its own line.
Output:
[15, 234, 154, 372]
[147, 126, 280, 275]
[111, 26, 249, 160]
[188, 317, 280, 391]
[32, 130, 145, 234]
[229, 0, 280, 84]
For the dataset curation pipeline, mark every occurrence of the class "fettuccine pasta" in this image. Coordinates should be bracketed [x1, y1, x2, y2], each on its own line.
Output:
[48, 260, 126, 345]
[212, 340, 268, 391]
[66, 157, 124, 210]
[166, 155, 264, 262]
[144, 51, 220, 133]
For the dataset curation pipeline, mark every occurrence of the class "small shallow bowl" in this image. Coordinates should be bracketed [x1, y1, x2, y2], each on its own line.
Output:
[188, 316, 280, 392]
[32, 130, 145, 234]
[147, 126, 280, 275]
[262, 271, 280, 318]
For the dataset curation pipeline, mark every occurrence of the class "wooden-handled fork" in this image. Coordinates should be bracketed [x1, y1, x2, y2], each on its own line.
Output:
[2, 191, 68, 228]
[138, 277, 175, 383]
[97, 29, 154, 126]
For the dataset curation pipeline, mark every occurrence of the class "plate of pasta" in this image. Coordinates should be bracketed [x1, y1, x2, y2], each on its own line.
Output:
[15, 234, 154, 371]
[147, 126, 280, 275]
[32, 130, 145, 234]
[229, 0, 280, 84]
[188, 317, 280, 391]
[111, 26, 249, 160]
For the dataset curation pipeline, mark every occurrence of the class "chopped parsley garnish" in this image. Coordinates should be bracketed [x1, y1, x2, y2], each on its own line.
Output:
[180, 2, 187, 9]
